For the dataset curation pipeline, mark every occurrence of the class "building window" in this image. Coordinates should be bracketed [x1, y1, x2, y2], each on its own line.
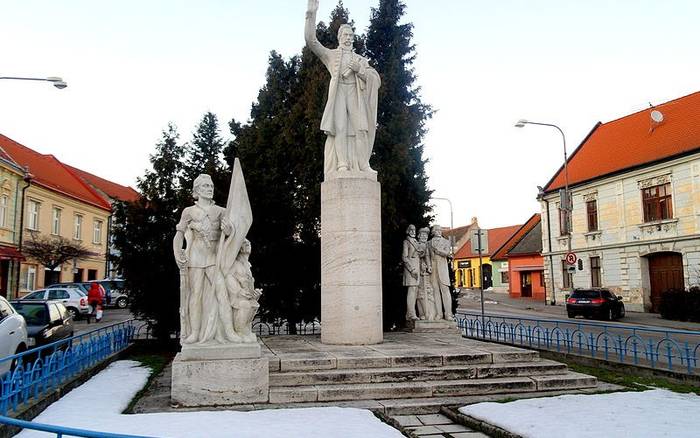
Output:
[500, 272, 509, 284]
[562, 260, 573, 289]
[586, 200, 598, 231]
[26, 266, 36, 290]
[0, 195, 7, 228]
[52, 207, 62, 235]
[559, 208, 571, 236]
[28, 200, 40, 230]
[590, 256, 601, 288]
[93, 220, 103, 244]
[642, 183, 673, 222]
[74, 215, 83, 240]
[87, 269, 98, 281]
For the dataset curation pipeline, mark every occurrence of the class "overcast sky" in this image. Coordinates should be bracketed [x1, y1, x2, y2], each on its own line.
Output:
[1, 1, 699, 230]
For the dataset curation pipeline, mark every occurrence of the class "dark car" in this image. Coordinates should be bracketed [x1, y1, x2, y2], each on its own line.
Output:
[9, 300, 74, 348]
[566, 289, 625, 320]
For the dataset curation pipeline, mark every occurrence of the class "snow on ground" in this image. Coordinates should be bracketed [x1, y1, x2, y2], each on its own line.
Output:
[460, 389, 700, 438]
[19, 360, 403, 438]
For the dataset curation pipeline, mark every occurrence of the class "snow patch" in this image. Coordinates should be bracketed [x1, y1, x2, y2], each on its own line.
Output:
[19, 360, 402, 438]
[460, 389, 700, 438]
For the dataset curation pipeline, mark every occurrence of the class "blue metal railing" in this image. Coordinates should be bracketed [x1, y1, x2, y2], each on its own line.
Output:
[0, 320, 135, 416]
[0, 414, 157, 437]
[456, 312, 700, 374]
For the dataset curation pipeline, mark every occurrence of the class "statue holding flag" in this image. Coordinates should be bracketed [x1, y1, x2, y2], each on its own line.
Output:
[172, 159, 259, 345]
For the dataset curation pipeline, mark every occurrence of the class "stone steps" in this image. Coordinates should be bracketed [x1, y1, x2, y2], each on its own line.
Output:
[268, 371, 597, 404]
[269, 360, 568, 386]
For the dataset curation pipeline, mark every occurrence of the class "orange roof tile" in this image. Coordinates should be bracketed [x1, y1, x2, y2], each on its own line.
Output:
[545, 91, 700, 192]
[64, 164, 140, 203]
[454, 224, 522, 259]
[490, 214, 541, 261]
[0, 134, 111, 211]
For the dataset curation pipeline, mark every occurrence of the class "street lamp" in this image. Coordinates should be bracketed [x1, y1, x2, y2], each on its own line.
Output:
[515, 119, 571, 304]
[431, 196, 454, 255]
[0, 76, 68, 89]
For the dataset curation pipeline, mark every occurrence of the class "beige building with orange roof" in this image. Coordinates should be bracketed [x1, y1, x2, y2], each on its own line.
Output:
[539, 91, 700, 311]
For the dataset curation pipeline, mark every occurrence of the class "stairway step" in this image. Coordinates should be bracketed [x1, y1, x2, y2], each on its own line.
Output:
[269, 360, 567, 386]
[268, 372, 595, 403]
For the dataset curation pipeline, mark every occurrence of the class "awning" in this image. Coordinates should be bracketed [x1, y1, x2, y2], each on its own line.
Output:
[512, 265, 543, 272]
[0, 245, 25, 261]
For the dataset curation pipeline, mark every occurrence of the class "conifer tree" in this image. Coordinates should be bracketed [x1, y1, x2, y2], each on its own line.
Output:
[366, 0, 433, 330]
[113, 124, 186, 341]
[184, 112, 227, 204]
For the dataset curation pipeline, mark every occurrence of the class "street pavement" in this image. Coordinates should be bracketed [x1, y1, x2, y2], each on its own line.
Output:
[457, 288, 700, 332]
[74, 308, 135, 336]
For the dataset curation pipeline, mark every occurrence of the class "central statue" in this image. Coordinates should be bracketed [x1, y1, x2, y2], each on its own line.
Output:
[305, 0, 381, 177]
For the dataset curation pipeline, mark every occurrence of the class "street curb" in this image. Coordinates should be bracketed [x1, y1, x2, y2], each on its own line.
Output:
[441, 405, 522, 438]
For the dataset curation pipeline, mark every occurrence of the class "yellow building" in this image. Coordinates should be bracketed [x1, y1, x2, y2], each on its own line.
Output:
[0, 148, 28, 298]
[453, 225, 522, 289]
[1, 134, 112, 294]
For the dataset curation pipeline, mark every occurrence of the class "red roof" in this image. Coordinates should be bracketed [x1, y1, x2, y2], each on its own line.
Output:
[65, 164, 140, 203]
[545, 91, 700, 192]
[490, 214, 541, 260]
[454, 224, 522, 259]
[0, 134, 111, 211]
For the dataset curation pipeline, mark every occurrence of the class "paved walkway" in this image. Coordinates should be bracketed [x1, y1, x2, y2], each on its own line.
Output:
[458, 289, 700, 331]
[391, 413, 487, 437]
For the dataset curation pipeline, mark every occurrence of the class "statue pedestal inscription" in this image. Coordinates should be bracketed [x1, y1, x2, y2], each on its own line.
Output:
[171, 344, 268, 407]
[321, 171, 383, 345]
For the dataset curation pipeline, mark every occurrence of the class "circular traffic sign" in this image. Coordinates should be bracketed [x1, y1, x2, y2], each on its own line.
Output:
[565, 252, 577, 265]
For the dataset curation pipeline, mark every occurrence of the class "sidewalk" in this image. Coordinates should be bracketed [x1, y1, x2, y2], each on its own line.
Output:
[457, 288, 700, 332]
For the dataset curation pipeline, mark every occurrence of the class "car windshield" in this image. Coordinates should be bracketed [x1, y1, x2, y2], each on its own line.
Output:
[12, 303, 48, 325]
[23, 291, 44, 300]
[571, 290, 602, 299]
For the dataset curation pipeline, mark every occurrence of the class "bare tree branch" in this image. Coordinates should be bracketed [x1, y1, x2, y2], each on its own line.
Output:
[23, 234, 92, 271]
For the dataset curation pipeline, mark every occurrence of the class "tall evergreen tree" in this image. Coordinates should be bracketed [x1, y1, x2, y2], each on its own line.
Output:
[113, 124, 186, 341]
[366, 0, 433, 330]
[185, 112, 227, 204]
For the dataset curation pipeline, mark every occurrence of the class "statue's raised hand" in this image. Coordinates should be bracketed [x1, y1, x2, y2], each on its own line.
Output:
[307, 0, 319, 13]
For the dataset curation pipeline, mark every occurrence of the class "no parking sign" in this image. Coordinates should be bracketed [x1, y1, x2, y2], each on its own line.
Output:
[565, 252, 577, 265]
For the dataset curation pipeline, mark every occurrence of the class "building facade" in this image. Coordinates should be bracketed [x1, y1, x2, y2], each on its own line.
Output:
[0, 148, 27, 298]
[453, 224, 521, 290]
[539, 92, 700, 311]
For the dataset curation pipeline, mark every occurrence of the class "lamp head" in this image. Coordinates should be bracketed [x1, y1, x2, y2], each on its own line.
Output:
[515, 119, 528, 128]
[46, 77, 67, 89]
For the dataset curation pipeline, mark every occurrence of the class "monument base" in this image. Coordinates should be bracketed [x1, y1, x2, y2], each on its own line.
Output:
[171, 343, 268, 407]
[321, 173, 383, 345]
[404, 319, 460, 334]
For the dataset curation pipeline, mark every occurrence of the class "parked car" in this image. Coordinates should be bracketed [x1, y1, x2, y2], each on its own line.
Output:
[0, 296, 29, 375]
[10, 301, 74, 348]
[88, 279, 129, 309]
[22, 288, 90, 319]
[46, 282, 90, 295]
[566, 288, 626, 320]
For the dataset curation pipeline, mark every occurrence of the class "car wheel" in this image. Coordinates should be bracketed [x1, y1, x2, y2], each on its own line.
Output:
[116, 297, 128, 309]
[66, 307, 79, 320]
[619, 305, 625, 319]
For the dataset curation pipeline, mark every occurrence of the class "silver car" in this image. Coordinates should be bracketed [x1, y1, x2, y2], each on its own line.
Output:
[21, 288, 91, 319]
[0, 296, 29, 375]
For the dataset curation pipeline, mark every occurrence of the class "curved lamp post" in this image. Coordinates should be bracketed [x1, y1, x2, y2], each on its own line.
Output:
[0, 76, 68, 89]
[515, 119, 571, 304]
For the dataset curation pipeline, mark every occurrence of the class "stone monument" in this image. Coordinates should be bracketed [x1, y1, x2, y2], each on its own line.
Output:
[170, 160, 268, 406]
[404, 224, 458, 333]
[306, 0, 383, 344]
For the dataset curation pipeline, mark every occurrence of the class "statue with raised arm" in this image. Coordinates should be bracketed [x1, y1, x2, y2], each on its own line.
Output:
[305, 0, 381, 177]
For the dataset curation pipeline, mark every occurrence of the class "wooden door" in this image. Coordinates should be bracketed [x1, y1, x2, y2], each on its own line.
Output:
[648, 253, 684, 313]
[521, 272, 532, 297]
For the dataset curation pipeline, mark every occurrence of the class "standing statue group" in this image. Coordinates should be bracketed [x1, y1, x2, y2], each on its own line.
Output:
[173, 166, 261, 346]
[402, 225, 454, 322]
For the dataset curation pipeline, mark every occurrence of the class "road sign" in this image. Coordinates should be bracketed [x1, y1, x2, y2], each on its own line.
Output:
[565, 252, 577, 265]
[471, 229, 488, 254]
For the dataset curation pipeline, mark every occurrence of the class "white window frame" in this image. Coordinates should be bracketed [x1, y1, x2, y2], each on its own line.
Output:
[0, 195, 7, 228]
[93, 219, 103, 244]
[26, 266, 36, 290]
[28, 200, 40, 230]
[51, 207, 62, 235]
[74, 214, 83, 240]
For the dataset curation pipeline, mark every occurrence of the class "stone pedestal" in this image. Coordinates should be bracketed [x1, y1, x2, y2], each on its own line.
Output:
[404, 319, 460, 334]
[321, 171, 383, 345]
[171, 343, 268, 407]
